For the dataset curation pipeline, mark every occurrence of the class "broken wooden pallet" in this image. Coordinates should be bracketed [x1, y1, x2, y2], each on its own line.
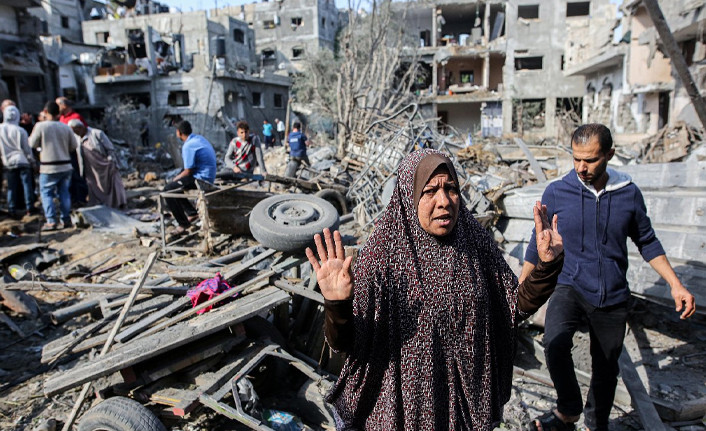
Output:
[43, 286, 289, 396]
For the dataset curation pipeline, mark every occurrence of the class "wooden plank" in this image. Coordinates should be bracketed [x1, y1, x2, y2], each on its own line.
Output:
[273, 280, 324, 304]
[222, 248, 277, 281]
[115, 297, 190, 343]
[41, 295, 175, 363]
[619, 346, 668, 430]
[2, 280, 187, 295]
[43, 287, 289, 396]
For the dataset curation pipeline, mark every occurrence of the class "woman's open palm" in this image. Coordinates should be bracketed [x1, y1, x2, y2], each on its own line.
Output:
[306, 228, 354, 300]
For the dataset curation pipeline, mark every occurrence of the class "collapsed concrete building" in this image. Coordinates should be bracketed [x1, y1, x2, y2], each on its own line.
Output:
[398, 0, 621, 140]
[81, 11, 291, 150]
[567, 0, 706, 136]
[0, 0, 53, 115]
[213, 0, 341, 73]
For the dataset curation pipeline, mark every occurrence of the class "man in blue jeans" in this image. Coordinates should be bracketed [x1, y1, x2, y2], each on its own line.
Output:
[0, 105, 35, 218]
[520, 124, 696, 431]
[163, 120, 216, 234]
[285, 122, 309, 178]
[29, 101, 77, 231]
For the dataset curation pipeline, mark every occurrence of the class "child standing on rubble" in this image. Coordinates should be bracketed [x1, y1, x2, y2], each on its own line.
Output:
[224, 121, 266, 175]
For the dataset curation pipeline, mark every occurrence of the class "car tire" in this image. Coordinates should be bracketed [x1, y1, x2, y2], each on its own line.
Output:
[314, 189, 349, 215]
[77, 396, 167, 431]
[249, 194, 339, 252]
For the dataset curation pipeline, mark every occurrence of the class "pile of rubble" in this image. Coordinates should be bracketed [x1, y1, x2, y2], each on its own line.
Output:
[0, 111, 705, 430]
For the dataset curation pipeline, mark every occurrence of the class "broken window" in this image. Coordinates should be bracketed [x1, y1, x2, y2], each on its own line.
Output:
[121, 92, 151, 107]
[680, 38, 696, 66]
[460, 71, 474, 84]
[512, 99, 545, 133]
[517, 5, 539, 20]
[291, 17, 303, 28]
[168, 91, 189, 107]
[261, 49, 276, 68]
[233, 29, 244, 43]
[556, 97, 582, 136]
[127, 29, 147, 59]
[321, 17, 326, 28]
[253, 92, 262, 107]
[515, 56, 543, 70]
[96, 32, 110, 44]
[263, 20, 276, 29]
[274, 93, 283, 108]
[292, 47, 304, 59]
[566, 2, 590, 17]
[61, 15, 69, 28]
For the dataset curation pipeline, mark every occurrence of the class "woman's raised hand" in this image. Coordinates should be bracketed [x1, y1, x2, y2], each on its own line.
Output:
[534, 201, 563, 263]
[305, 228, 354, 301]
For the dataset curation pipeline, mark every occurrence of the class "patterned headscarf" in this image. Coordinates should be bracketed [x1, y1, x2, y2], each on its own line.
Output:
[328, 149, 520, 430]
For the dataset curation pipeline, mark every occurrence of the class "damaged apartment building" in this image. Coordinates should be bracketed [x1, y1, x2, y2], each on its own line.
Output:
[213, 0, 340, 73]
[81, 11, 291, 149]
[0, 0, 53, 115]
[398, 0, 616, 140]
[567, 0, 706, 136]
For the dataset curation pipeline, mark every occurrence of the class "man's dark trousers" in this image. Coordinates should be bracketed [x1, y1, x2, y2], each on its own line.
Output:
[164, 175, 197, 227]
[543, 285, 628, 431]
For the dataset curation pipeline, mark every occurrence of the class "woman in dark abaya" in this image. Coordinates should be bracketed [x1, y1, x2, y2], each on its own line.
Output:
[306, 149, 564, 431]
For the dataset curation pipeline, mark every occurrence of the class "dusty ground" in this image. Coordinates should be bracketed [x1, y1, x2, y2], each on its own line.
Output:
[1, 146, 705, 430]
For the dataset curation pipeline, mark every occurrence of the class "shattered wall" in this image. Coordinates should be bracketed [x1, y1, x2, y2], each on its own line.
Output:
[216, 0, 339, 73]
[27, 0, 84, 43]
[627, 6, 672, 87]
[503, 0, 585, 138]
[563, 1, 616, 69]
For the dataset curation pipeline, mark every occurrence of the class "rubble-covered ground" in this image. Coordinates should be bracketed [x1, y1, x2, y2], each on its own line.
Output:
[1, 135, 705, 431]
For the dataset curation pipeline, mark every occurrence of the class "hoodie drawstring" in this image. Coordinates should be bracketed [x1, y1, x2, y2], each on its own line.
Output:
[579, 185, 584, 252]
[602, 192, 611, 244]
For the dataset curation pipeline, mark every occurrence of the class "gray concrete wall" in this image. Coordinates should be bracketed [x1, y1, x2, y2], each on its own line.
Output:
[0, 5, 19, 35]
[28, 0, 84, 43]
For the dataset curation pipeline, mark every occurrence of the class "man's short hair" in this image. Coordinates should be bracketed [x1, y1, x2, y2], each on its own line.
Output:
[293, 122, 301, 130]
[177, 120, 192, 136]
[67, 119, 84, 129]
[56, 96, 70, 107]
[236, 121, 249, 131]
[571, 123, 613, 154]
[45, 101, 60, 117]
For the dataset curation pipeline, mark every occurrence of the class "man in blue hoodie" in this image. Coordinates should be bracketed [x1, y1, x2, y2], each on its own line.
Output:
[521, 123, 695, 431]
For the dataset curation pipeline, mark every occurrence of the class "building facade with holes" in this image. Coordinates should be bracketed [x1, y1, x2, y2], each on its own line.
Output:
[81, 11, 291, 154]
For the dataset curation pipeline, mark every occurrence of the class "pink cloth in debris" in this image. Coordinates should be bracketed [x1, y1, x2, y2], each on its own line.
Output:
[186, 272, 236, 314]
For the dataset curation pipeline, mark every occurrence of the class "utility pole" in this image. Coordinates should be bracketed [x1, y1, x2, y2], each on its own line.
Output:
[642, 0, 706, 130]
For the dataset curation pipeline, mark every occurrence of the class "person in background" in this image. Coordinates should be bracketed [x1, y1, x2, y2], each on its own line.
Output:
[56, 97, 88, 206]
[0, 105, 35, 218]
[68, 120, 126, 209]
[275, 118, 285, 144]
[306, 149, 564, 430]
[224, 121, 266, 175]
[522, 123, 696, 431]
[262, 119, 274, 149]
[285, 122, 309, 178]
[163, 120, 217, 234]
[29, 101, 76, 231]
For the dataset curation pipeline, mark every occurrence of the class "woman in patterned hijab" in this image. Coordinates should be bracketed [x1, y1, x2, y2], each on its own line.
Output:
[306, 149, 563, 430]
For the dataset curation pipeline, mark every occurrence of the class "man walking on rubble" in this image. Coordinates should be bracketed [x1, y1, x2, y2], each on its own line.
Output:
[262, 119, 274, 149]
[1, 105, 36, 218]
[285, 122, 308, 178]
[163, 120, 216, 234]
[275, 118, 285, 144]
[520, 123, 696, 431]
[68, 120, 127, 209]
[29, 101, 77, 231]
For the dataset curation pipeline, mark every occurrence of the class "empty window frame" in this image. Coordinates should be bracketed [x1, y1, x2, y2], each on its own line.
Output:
[253, 91, 262, 107]
[321, 17, 326, 28]
[261, 49, 276, 60]
[274, 93, 283, 108]
[233, 29, 245, 43]
[460, 71, 474, 84]
[96, 32, 110, 44]
[566, 2, 590, 17]
[517, 5, 539, 19]
[515, 56, 543, 70]
[168, 91, 189, 107]
[292, 47, 305, 58]
[61, 15, 69, 28]
[291, 17, 303, 27]
[263, 20, 276, 29]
